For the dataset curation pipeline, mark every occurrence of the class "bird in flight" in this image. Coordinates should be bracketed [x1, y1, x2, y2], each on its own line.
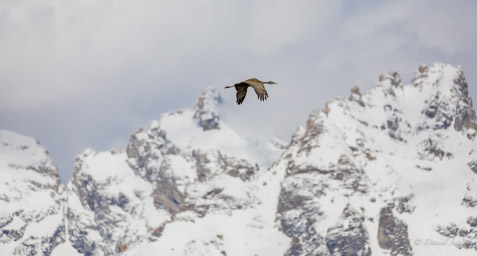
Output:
[224, 78, 277, 105]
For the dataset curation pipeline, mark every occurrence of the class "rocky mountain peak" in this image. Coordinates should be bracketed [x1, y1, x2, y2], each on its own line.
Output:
[411, 63, 429, 86]
[193, 87, 222, 131]
[450, 66, 477, 132]
[411, 63, 477, 133]
[379, 71, 402, 88]
[0, 130, 64, 255]
[0, 129, 60, 189]
[276, 63, 477, 255]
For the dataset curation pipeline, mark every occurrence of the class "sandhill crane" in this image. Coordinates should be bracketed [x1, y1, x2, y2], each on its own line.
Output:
[224, 78, 277, 105]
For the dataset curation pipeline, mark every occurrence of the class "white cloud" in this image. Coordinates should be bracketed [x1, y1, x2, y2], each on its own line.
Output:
[1, 0, 476, 182]
[247, 0, 342, 55]
[342, 0, 477, 54]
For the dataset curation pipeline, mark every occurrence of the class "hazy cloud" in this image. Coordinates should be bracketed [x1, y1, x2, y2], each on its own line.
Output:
[1, 0, 476, 182]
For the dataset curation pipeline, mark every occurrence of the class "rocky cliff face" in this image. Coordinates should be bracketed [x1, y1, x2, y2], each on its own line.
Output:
[65, 148, 164, 255]
[1, 63, 476, 256]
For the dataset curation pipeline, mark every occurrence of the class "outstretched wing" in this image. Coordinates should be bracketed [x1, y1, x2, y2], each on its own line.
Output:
[234, 83, 249, 105]
[244, 80, 268, 101]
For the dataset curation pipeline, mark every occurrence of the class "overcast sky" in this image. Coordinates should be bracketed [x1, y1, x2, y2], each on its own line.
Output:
[1, 0, 476, 183]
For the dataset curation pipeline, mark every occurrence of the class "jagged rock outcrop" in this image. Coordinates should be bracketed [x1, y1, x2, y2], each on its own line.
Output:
[66, 149, 165, 255]
[326, 207, 372, 256]
[378, 206, 412, 255]
[193, 87, 222, 131]
[437, 217, 477, 250]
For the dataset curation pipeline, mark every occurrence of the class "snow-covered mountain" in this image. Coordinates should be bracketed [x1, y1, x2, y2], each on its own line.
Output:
[64, 87, 287, 256]
[0, 130, 64, 255]
[274, 63, 477, 256]
[1, 63, 476, 255]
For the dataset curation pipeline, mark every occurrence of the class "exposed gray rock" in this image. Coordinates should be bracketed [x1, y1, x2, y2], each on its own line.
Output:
[437, 218, 477, 250]
[277, 173, 327, 256]
[193, 87, 222, 131]
[378, 207, 412, 256]
[462, 196, 477, 208]
[394, 195, 416, 214]
[153, 173, 186, 215]
[326, 207, 372, 256]
[127, 125, 179, 182]
[411, 64, 429, 86]
[192, 150, 213, 182]
[468, 160, 477, 174]
[379, 71, 402, 88]
[218, 152, 258, 182]
[418, 138, 454, 161]
[453, 68, 477, 132]
[349, 85, 365, 107]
